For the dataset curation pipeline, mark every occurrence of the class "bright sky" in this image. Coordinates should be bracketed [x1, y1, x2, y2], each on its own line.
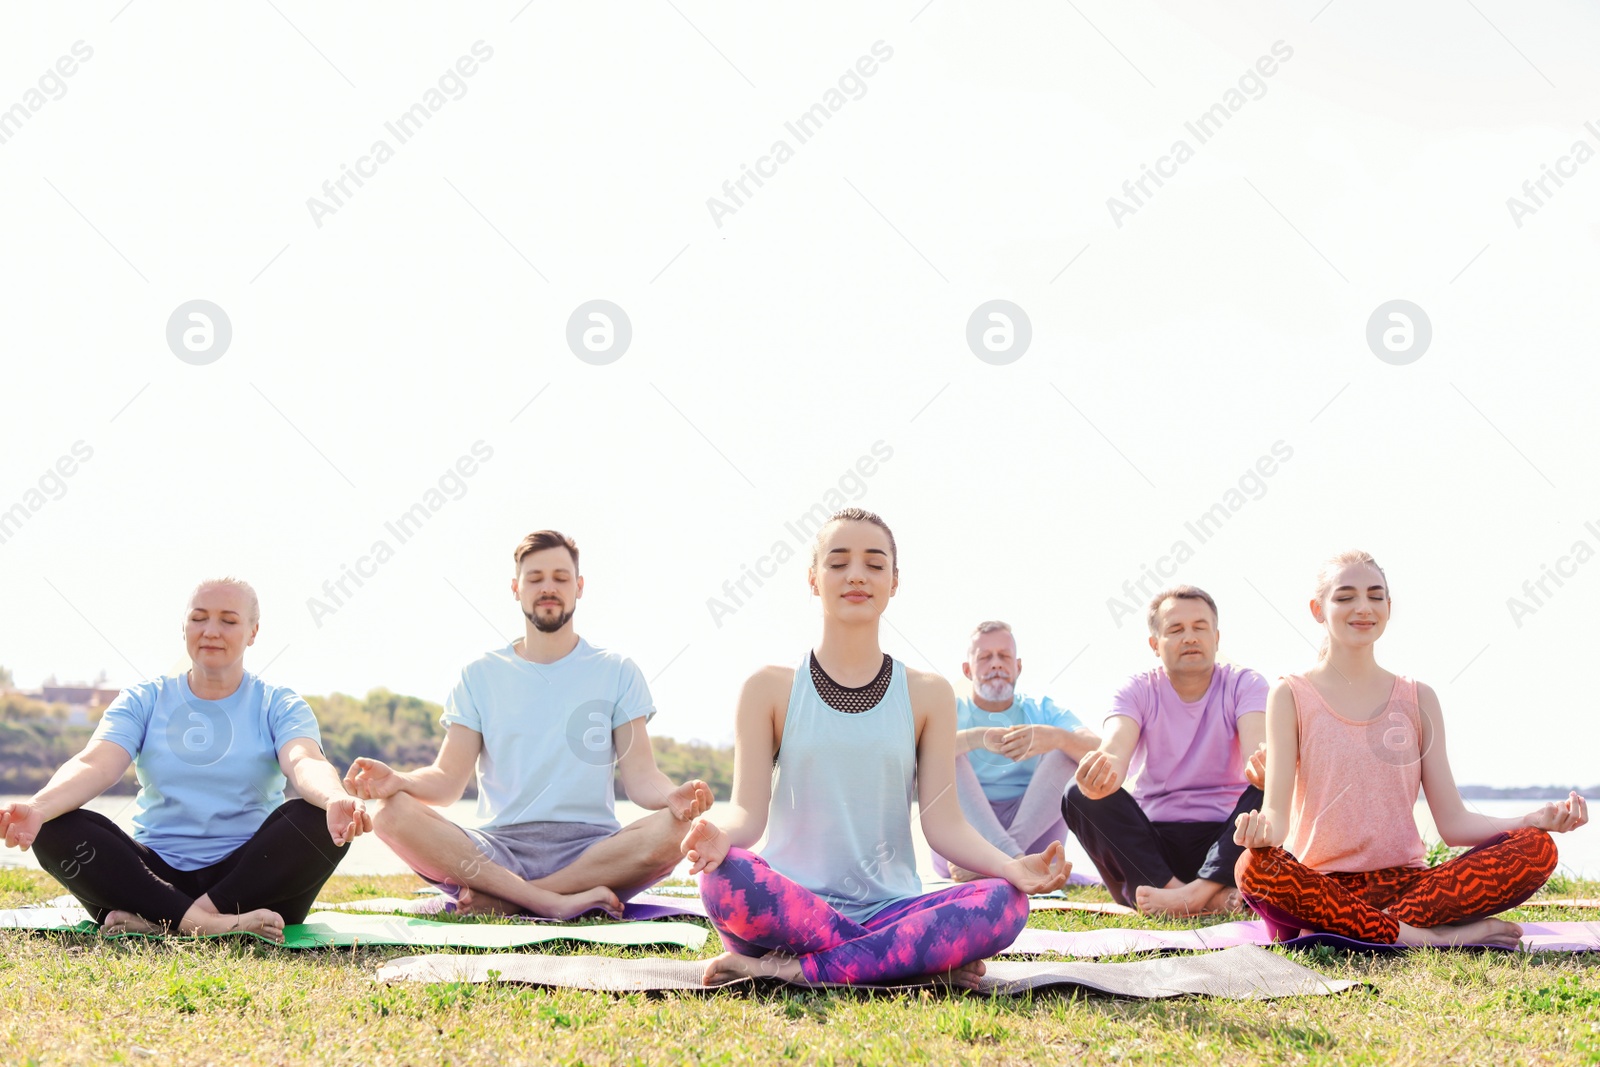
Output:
[3, 2, 1598, 787]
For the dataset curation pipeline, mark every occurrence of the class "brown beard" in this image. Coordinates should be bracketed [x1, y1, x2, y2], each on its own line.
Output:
[525, 601, 574, 633]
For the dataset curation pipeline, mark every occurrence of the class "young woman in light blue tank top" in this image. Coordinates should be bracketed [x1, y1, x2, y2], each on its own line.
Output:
[679, 509, 1070, 988]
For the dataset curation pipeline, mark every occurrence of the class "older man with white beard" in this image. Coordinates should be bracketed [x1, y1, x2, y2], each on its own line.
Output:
[931, 621, 1100, 881]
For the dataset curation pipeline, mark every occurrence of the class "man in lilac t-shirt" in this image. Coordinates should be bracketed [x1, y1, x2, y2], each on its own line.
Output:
[1064, 586, 1266, 915]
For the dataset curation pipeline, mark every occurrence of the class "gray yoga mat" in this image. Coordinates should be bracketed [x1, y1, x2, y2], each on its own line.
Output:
[0, 904, 708, 950]
[376, 943, 1361, 999]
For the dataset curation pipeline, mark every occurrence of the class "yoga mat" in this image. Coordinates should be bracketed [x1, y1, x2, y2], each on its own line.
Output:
[1004, 919, 1600, 957]
[0, 906, 708, 950]
[376, 943, 1359, 999]
[316, 893, 709, 922]
[283, 912, 708, 950]
[1027, 898, 1138, 916]
[1519, 898, 1600, 909]
[325, 890, 1118, 920]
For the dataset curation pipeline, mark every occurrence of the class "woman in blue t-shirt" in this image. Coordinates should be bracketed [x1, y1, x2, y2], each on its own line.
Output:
[0, 578, 369, 942]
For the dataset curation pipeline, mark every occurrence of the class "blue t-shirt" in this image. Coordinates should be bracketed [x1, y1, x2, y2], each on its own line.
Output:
[957, 692, 1084, 802]
[90, 671, 322, 870]
[441, 638, 655, 830]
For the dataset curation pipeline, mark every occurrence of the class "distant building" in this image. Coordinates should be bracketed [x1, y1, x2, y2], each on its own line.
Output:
[37, 685, 122, 726]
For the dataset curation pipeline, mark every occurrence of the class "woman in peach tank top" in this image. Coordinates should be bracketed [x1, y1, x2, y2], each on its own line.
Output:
[1232, 550, 1588, 947]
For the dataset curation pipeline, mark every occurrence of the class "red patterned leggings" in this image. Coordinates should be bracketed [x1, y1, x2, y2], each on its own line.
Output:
[1236, 828, 1557, 944]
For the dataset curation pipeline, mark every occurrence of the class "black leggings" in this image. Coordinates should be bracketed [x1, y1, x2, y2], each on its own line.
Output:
[1063, 784, 1263, 908]
[31, 799, 349, 929]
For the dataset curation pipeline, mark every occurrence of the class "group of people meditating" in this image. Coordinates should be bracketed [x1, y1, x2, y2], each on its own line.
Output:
[0, 510, 1588, 985]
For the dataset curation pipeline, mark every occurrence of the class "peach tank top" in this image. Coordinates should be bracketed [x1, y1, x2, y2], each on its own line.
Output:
[1283, 673, 1428, 873]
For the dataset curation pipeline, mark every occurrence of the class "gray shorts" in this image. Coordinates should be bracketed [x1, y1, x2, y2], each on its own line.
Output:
[450, 821, 616, 883]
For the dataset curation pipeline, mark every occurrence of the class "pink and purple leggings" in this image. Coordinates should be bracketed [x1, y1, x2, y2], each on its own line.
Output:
[699, 847, 1028, 985]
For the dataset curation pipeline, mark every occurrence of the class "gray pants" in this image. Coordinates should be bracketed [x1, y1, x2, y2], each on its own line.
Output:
[932, 750, 1078, 875]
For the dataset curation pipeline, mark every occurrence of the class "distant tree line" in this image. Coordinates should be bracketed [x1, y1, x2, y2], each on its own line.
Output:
[14, 682, 1578, 804]
[0, 686, 736, 800]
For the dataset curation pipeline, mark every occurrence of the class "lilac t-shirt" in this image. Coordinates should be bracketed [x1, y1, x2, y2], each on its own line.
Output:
[1107, 663, 1267, 822]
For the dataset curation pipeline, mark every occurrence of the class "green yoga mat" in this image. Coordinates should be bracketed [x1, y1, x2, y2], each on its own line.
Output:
[0, 907, 708, 951]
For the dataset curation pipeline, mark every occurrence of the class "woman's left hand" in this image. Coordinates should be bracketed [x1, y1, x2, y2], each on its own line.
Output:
[1524, 791, 1589, 834]
[326, 797, 371, 846]
[1003, 840, 1070, 895]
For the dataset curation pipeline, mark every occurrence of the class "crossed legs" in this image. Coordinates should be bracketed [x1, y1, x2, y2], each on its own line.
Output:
[370, 791, 692, 918]
[936, 751, 1076, 881]
[1237, 827, 1557, 947]
[31, 801, 346, 941]
[699, 847, 1028, 988]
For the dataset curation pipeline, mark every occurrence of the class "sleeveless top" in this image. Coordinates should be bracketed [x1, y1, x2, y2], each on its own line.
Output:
[1283, 673, 1428, 873]
[759, 653, 923, 923]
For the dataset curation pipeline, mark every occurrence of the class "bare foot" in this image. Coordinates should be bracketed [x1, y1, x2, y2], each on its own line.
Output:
[455, 886, 522, 916]
[532, 885, 624, 922]
[947, 863, 983, 884]
[1135, 881, 1236, 918]
[102, 910, 164, 936]
[702, 950, 803, 986]
[1397, 918, 1523, 949]
[181, 907, 286, 943]
[926, 958, 987, 991]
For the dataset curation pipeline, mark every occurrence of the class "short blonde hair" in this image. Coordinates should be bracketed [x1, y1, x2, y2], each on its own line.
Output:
[189, 576, 260, 624]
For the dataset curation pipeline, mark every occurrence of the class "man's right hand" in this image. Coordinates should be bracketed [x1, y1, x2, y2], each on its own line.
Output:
[980, 727, 1014, 758]
[1244, 742, 1267, 790]
[0, 802, 44, 850]
[1074, 750, 1122, 800]
[343, 758, 406, 801]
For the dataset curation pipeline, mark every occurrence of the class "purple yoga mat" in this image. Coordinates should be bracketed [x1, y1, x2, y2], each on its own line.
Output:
[1004, 919, 1600, 957]
[506, 894, 709, 924]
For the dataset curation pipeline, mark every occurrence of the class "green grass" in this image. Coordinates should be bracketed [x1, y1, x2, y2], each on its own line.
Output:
[1, 871, 1598, 1065]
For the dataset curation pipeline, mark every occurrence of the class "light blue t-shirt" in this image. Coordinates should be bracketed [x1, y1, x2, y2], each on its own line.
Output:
[90, 671, 322, 870]
[957, 692, 1084, 802]
[441, 638, 655, 831]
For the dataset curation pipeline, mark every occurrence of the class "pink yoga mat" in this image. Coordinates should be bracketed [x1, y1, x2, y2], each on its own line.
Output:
[1004, 919, 1600, 956]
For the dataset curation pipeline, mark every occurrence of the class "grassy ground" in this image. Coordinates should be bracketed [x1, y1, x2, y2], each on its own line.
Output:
[0, 868, 1597, 1066]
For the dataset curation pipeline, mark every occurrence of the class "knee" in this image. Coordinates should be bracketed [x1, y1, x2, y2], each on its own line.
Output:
[1062, 783, 1091, 821]
[278, 797, 324, 826]
[369, 791, 421, 839]
[988, 882, 1030, 942]
[1234, 846, 1274, 894]
[698, 848, 754, 899]
[651, 815, 688, 866]
[1036, 749, 1074, 773]
[30, 809, 96, 859]
[1514, 827, 1559, 881]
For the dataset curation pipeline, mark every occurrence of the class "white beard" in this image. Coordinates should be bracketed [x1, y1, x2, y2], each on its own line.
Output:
[974, 678, 1014, 704]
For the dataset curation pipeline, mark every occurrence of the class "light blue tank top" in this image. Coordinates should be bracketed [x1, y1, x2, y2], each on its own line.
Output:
[759, 653, 923, 923]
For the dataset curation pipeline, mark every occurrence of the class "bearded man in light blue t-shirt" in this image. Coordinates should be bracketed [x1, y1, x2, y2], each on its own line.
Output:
[349, 530, 713, 918]
[932, 621, 1100, 882]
